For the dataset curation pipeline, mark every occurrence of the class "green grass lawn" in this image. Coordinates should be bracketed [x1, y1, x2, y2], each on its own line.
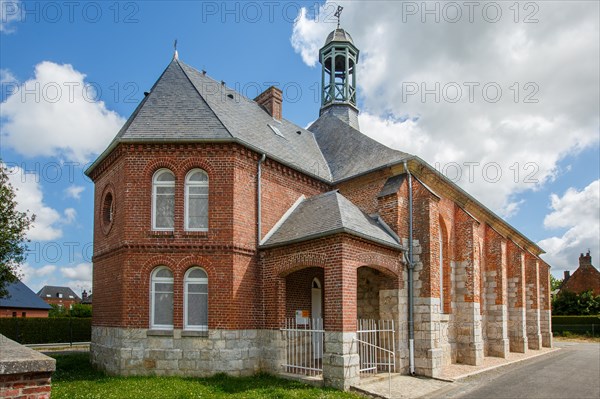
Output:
[50, 353, 363, 399]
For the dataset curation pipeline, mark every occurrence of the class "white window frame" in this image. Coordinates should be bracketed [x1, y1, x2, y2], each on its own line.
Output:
[183, 267, 208, 331]
[152, 169, 175, 231]
[150, 266, 174, 330]
[184, 169, 209, 231]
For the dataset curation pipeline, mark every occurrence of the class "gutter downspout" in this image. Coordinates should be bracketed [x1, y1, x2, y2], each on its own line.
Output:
[404, 160, 416, 375]
[257, 154, 267, 245]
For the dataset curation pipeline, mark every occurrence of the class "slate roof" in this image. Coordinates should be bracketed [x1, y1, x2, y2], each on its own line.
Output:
[88, 59, 332, 181]
[37, 286, 80, 301]
[0, 281, 52, 310]
[308, 112, 412, 182]
[261, 191, 401, 249]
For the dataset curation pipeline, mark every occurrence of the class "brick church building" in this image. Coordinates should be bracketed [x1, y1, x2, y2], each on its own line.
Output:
[87, 27, 552, 389]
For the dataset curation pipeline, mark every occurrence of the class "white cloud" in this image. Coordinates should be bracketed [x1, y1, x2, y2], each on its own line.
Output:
[20, 263, 57, 292]
[1, 68, 16, 84]
[0, 0, 21, 33]
[60, 262, 92, 292]
[1, 62, 125, 163]
[64, 185, 85, 200]
[292, 1, 600, 217]
[4, 164, 63, 241]
[539, 180, 600, 273]
[63, 208, 77, 224]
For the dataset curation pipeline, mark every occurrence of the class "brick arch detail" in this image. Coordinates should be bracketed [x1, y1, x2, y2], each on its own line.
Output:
[355, 252, 402, 277]
[175, 255, 217, 281]
[178, 158, 216, 181]
[143, 158, 179, 181]
[274, 252, 329, 277]
[138, 255, 178, 286]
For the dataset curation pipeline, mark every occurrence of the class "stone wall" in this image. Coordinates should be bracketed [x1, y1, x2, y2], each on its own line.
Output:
[91, 326, 284, 377]
[0, 335, 55, 399]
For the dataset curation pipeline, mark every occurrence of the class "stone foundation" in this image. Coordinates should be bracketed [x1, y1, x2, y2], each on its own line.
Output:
[91, 327, 283, 377]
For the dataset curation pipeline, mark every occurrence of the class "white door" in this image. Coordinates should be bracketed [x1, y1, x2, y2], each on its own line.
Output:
[311, 278, 323, 359]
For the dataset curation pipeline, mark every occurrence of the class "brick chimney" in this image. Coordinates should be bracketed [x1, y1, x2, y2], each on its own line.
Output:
[564, 270, 571, 281]
[579, 251, 593, 268]
[254, 86, 282, 121]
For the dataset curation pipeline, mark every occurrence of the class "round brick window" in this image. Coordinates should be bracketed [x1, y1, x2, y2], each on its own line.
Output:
[101, 191, 115, 234]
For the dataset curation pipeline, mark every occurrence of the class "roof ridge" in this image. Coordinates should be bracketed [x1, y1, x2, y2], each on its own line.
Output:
[175, 60, 234, 139]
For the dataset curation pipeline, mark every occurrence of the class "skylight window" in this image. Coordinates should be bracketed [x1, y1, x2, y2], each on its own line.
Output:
[268, 124, 285, 139]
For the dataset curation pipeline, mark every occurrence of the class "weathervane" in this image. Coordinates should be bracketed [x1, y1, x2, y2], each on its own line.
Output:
[334, 6, 343, 28]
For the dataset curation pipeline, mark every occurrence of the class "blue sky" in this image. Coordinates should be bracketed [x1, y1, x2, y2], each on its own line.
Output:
[1, 0, 599, 294]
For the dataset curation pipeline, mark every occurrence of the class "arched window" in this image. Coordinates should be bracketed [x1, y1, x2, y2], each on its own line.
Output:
[185, 169, 209, 231]
[150, 267, 173, 329]
[184, 267, 208, 331]
[152, 169, 175, 230]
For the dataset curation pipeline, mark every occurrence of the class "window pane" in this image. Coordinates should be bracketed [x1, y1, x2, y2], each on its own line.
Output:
[156, 195, 174, 228]
[154, 292, 173, 325]
[188, 269, 207, 279]
[157, 186, 175, 195]
[155, 268, 173, 278]
[188, 171, 208, 182]
[188, 283, 207, 294]
[187, 293, 207, 327]
[156, 171, 175, 182]
[188, 197, 208, 229]
[189, 186, 208, 195]
[155, 282, 173, 292]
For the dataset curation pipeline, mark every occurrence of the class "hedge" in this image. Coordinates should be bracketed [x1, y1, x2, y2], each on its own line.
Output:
[0, 317, 91, 344]
[552, 315, 600, 336]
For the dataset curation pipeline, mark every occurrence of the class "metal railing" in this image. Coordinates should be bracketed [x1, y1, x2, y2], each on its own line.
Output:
[356, 319, 396, 374]
[281, 317, 324, 377]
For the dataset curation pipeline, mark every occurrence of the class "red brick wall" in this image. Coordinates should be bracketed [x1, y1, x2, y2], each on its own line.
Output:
[262, 234, 401, 332]
[413, 180, 441, 299]
[561, 265, 600, 295]
[524, 252, 540, 309]
[336, 170, 390, 216]
[507, 241, 526, 308]
[455, 207, 481, 303]
[41, 298, 79, 310]
[484, 227, 507, 306]
[0, 372, 52, 399]
[285, 267, 324, 319]
[0, 309, 49, 318]
[90, 142, 328, 330]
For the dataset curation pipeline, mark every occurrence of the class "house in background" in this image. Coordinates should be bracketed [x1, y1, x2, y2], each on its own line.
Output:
[86, 26, 552, 390]
[560, 251, 600, 295]
[81, 290, 93, 305]
[37, 286, 81, 310]
[0, 280, 51, 318]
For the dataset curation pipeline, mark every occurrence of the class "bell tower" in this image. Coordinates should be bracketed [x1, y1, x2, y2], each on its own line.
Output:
[319, 12, 360, 129]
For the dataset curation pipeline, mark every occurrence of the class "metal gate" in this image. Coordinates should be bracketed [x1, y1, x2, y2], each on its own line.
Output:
[356, 319, 396, 375]
[281, 317, 324, 376]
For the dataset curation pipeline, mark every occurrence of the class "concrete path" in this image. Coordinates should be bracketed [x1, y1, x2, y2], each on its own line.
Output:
[352, 346, 560, 398]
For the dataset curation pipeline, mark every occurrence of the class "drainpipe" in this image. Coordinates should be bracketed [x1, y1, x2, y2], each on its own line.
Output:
[404, 160, 416, 375]
[257, 154, 267, 245]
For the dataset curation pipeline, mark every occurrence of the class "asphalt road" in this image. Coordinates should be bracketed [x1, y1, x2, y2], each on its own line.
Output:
[430, 342, 600, 399]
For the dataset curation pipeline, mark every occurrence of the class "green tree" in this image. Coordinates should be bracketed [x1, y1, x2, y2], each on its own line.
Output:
[550, 275, 563, 291]
[70, 303, 92, 318]
[0, 161, 35, 298]
[552, 289, 600, 315]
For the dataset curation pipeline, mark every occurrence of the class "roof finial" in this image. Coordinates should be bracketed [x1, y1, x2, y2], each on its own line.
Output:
[173, 39, 178, 60]
[334, 5, 343, 28]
